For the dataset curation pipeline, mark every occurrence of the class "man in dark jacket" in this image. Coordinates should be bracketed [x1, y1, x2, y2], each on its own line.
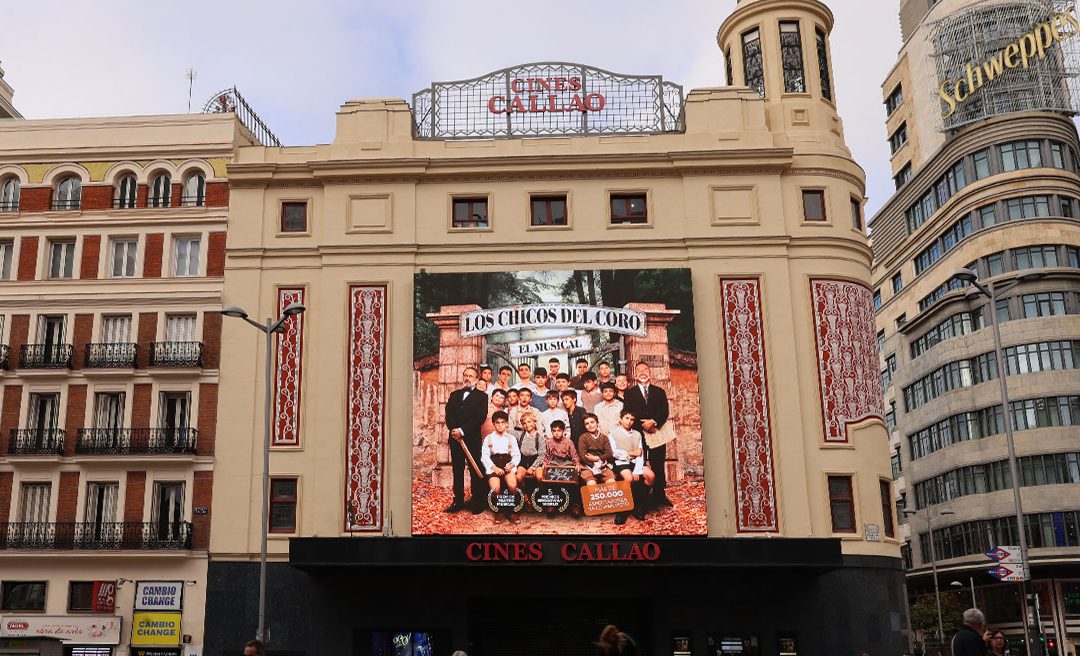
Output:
[444, 366, 489, 513]
[951, 608, 989, 656]
[621, 361, 672, 507]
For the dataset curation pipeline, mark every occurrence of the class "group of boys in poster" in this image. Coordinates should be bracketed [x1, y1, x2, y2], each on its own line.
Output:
[443, 357, 672, 526]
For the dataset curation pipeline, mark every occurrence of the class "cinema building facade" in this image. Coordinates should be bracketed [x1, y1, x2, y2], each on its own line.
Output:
[205, 0, 905, 654]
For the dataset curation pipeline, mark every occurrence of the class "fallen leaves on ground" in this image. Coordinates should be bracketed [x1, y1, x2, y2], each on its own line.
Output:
[411, 478, 708, 535]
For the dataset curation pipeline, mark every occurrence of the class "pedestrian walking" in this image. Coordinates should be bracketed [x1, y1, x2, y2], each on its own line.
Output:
[951, 608, 991, 656]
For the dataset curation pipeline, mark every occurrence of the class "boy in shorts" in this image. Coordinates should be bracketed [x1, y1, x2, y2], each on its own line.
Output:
[480, 411, 521, 523]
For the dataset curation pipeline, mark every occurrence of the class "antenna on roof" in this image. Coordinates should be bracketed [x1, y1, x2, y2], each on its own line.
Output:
[186, 68, 198, 112]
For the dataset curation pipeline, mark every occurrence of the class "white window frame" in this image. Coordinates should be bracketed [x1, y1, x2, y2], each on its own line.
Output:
[182, 173, 205, 207]
[1, 177, 19, 211]
[48, 240, 75, 279]
[149, 173, 171, 208]
[0, 240, 13, 279]
[109, 238, 137, 278]
[115, 174, 138, 209]
[172, 236, 200, 277]
[55, 176, 82, 209]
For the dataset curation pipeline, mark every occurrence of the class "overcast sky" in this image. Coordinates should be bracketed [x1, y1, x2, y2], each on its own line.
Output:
[1, 0, 901, 214]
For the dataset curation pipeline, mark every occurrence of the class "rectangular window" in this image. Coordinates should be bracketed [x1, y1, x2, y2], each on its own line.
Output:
[850, 197, 863, 230]
[1, 581, 46, 611]
[885, 84, 903, 115]
[802, 190, 826, 221]
[0, 240, 11, 279]
[530, 196, 567, 226]
[987, 253, 1005, 276]
[873, 290, 882, 310]
[880, 480, 896, 538]
[1062, 198, 1074, 218]
[876, 329, 885, 353]
[828, 475, 856, 533]
[974, 149, 992, 179]
[894, 162, 912, 190]
[68, 581, 95, 612]
[165, 314, 196, 343]
[452, 198, 488, 228]
[152, 481, 185, 541]
[1001, 140, 1042, 172]
[742, 29, 765, 98]
[19, 482, 51, 522]
[281, 201, 308, 233]
[84, 482, 118, 537]
[109, 238, 137, 278]
[48, 240, 75, 279]
[892, 274, 903, 294]
[896, 313, 907, 328]
[889, 123, 908, 155]
[979, 205, 997, 228]
[610, 194, 648, 225]
[172, 236, 201, 277]
[816, 27, 832, 101]
[779, 22, 805, 93]
[269, 478, 298, 533]
[101, 315, 131, 344]
[1052, 142, 1066, 168]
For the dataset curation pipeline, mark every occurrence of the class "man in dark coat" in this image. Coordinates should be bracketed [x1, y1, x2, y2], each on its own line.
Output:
[620, 361, 672, 507]
[444, 366, 489, 513]
[951, 608, 990, 656]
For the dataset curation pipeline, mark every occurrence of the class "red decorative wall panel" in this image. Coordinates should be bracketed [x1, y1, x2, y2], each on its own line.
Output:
[345, 285, 387, 532]
[810, 278, 886, 442]
[720, 278, 778, 533]
[272, 288, 305, 447]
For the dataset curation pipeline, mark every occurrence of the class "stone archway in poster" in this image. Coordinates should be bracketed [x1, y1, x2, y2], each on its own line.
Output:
[413, 268, 705, 535]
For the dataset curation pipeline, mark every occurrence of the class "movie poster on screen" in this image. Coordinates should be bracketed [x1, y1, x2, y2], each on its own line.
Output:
[412, 268, 706, 535]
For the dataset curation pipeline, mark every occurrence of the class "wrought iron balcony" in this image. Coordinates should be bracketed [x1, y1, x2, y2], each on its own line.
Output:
[76, 427, 198, 455]
[19, 343, 73, 369]
[9, 428, 65, 455]
[0, 521, 193, 550]
[0, 344, 9, 369]
[84, 343, 138, 368]
[149, 341, 203, 367]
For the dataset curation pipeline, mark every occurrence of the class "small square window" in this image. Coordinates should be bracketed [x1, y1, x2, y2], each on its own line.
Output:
[530, 196, 567, 226]
[895, 313, 907, 328]
[2, 581, 46, 611]
[610, 194, 647, 225]
[802, 190, 826, 221]
[281, 202, 308, 233]
[68, 581, 95, 612]
[269, 478, 298, 533]
[452, 198, 489, 228]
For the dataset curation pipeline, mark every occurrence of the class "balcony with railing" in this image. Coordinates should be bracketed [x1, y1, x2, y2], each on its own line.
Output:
[76, 427, 198, 455]
[150, 342, 203, 367]
[0, 344, 9, 369]
[0, 522, 193, 550]
[8, 428, 65, 455]
[19, 344, 73, 369]
[84, 343, 138, 368]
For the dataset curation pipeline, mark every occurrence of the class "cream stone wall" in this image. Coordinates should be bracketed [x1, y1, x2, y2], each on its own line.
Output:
[213, 0, 899, 565]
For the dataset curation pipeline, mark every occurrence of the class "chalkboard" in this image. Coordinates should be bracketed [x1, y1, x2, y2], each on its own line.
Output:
[541, 465, 578, 483]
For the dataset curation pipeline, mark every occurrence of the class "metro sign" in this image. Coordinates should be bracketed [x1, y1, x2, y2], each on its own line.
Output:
[988, 564, 1027, 581]
[986, 546, 1022, 564]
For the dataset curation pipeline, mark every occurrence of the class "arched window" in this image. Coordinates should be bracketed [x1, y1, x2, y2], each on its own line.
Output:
[149, 173, 171, 208]
[53, 176, 82, 210]
[115, 174, 137, 209]
[0, 177, 19, 212]
[182, 173, 205, 207]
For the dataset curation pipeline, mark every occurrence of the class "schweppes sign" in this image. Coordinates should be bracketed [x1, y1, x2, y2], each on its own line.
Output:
[940, 5, 1080, 118]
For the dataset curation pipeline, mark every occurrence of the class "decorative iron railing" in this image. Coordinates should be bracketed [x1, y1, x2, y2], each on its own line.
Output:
[180, 195, 205, 207]
[19, 344, 73, 368]
[8, 428, 65, 455]
[0, 200, 18, 212]
[203, 86, 282, 147]
[51, 198, 80, 211]
[412, 62, 685, 140]
[0, 344, 8, 369]
[84, 343, 138, 368]
[149, 341, 203, 367]
[0, 522, 193, 550]
[76, 427, 198, 455]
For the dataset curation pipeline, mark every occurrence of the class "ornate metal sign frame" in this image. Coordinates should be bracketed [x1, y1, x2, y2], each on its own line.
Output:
[412, 62, 685, 140]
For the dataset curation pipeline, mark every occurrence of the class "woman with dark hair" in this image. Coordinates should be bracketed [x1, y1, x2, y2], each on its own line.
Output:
[988, 631, 1007, 656]
[596, 625, 640, 656]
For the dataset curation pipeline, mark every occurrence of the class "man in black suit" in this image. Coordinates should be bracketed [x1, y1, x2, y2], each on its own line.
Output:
[620, 361, 673, 507]
[444, 366, 489, 513]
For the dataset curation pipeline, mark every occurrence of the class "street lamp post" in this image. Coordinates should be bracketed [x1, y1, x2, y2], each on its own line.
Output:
[222, 302, 306, 643]
[954, 268, 1047, 656]
[904, 507, 955, 645]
